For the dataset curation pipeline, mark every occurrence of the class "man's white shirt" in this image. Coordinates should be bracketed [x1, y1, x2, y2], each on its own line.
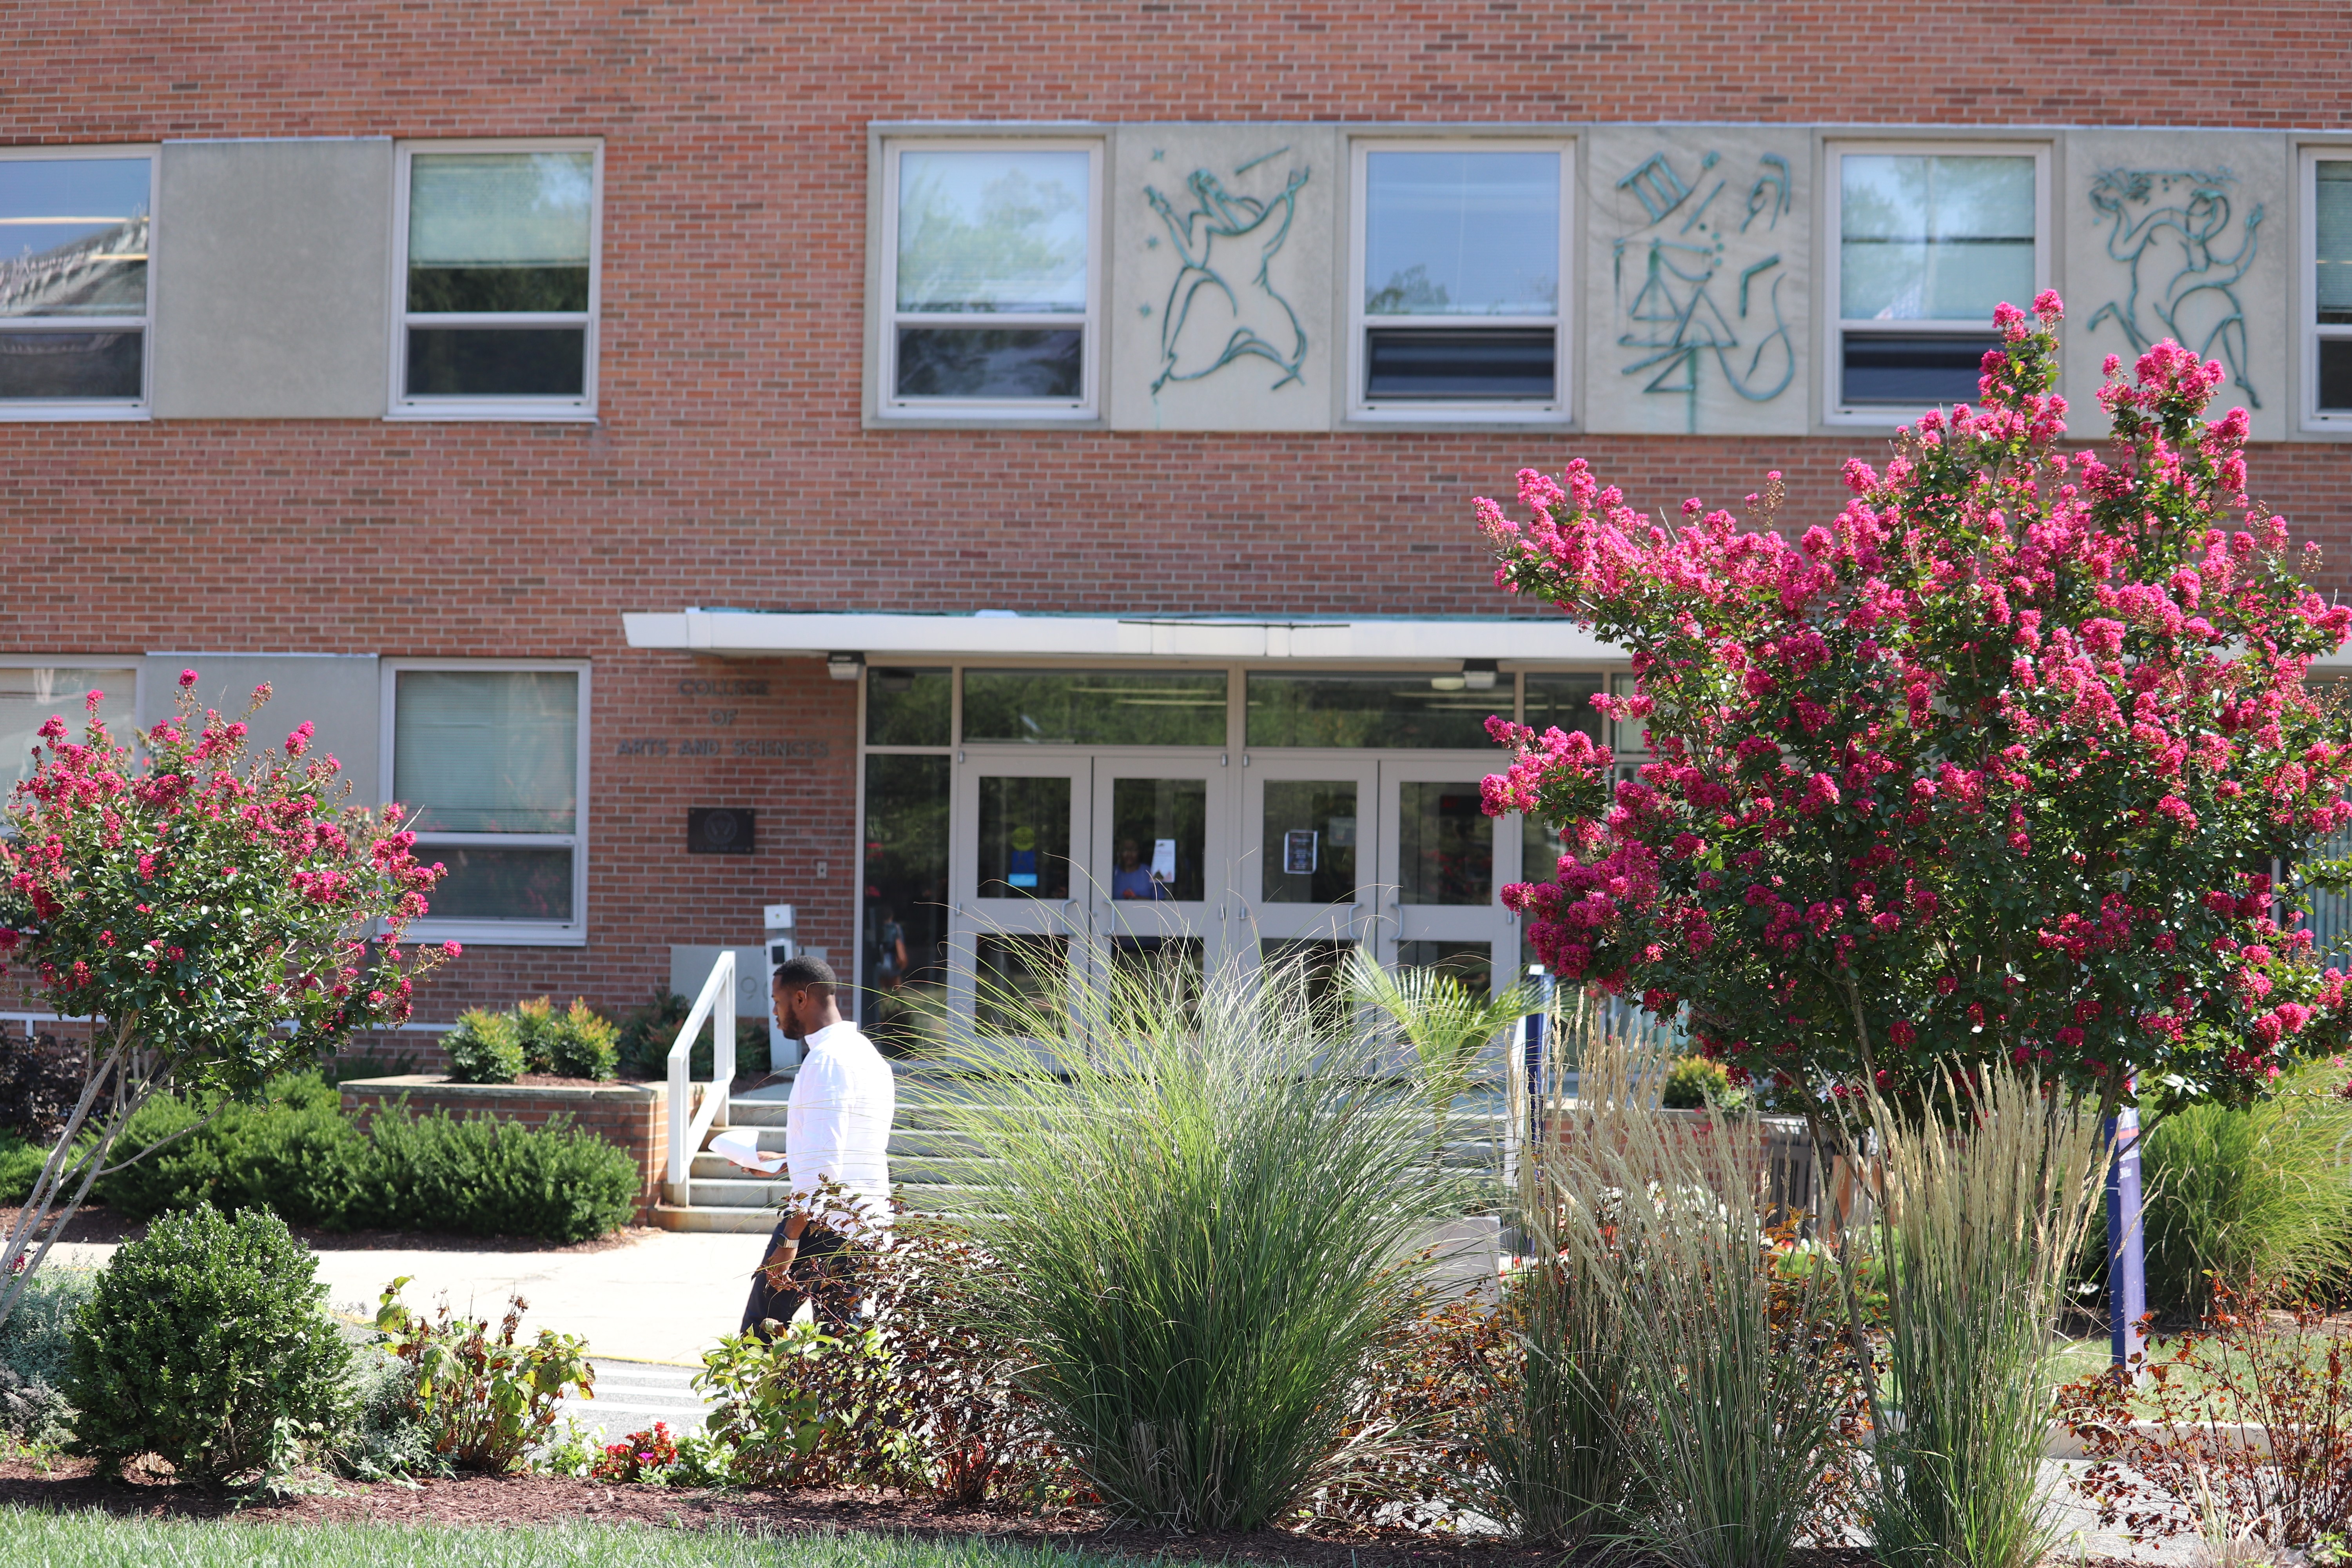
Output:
[786, 1019, 895, 1233]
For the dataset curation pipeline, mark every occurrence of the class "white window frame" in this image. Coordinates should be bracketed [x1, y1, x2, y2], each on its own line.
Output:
[388, 138, 601, 423]
[380, 659, 590, 947]
[0, 145, 158, 423]
[1822, 140, 2051, 425]
[2300, 144, 2352, 432]
[877, 136, 1103, 421]
[1347, 136, 1573, 425]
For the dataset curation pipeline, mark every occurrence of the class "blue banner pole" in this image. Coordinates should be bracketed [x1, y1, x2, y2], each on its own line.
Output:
[2104, 1105, 2146, 1374]
[1525, 964, 1554, 1147]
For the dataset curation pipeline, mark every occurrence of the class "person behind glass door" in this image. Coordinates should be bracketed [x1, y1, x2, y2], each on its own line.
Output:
[1112, 836, 1176, 901]
[741, 955, 895, 1339]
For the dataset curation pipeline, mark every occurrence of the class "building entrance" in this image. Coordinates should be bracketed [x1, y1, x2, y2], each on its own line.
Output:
[940, 745, 1523, 1039]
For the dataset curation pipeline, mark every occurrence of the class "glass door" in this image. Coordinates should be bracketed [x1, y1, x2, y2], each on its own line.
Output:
[1374, 759, 1517, 997]
[1089, 755, 1232, 1010]
[948, 753, 1092, 1044]
[1241, 757, 1379, 1020]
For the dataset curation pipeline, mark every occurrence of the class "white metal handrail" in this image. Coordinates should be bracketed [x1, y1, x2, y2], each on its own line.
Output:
[664, 949, 738, 1206]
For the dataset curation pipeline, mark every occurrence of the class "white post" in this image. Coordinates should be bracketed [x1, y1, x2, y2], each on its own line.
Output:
[663, 948, 738, 1208]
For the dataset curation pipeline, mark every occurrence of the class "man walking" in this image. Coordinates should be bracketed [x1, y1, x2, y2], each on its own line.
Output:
[740, 955, 895, 1338]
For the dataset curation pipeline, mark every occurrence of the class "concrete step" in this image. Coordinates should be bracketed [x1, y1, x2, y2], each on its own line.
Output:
[688, 1151, 1000, 1183]
[650, 1203, 777, 1234]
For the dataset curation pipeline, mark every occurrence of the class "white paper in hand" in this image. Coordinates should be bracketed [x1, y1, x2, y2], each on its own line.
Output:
[710, 1127, 786, 1174]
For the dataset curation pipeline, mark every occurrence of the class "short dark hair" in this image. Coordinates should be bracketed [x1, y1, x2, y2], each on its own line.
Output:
[772, 954, 837, 996]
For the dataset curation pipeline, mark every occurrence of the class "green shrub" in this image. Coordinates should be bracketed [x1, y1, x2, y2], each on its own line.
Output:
[547, 998, 620, 1080]
[93, 1071, 367, 1227]
[0, 1129, 47, 1205]
[442, 1008, 525, 1084]
[373, 1279, 594, 1473]
[65, 1205, 350, 1483]
[617, 988, 769, 1080]
[0, 1264, 94, 1439]
[1660, 1054, 1746, 1112]
[352, 1109, 639, 1243]
[91, 1073, 637, 1244]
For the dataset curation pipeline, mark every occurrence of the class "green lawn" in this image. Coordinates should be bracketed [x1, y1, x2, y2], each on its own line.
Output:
[0, 1510, 1140, 1568]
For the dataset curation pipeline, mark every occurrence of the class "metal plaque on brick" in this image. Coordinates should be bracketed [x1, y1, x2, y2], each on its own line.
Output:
[686, 806, 756, 855]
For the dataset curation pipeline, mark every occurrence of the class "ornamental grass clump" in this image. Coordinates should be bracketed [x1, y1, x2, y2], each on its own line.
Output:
[1862, 1066, 2107, 1568]
[1547, 1033, 1860, 1568]
[913, 949, 1470, 1531]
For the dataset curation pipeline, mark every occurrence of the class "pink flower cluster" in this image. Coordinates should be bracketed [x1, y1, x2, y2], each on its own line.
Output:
[1475, 295, 2352, 1105]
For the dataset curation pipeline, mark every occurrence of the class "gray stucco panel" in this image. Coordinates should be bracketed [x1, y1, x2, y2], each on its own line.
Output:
[140, 655, 381, 807]
[152, 140, 394, 419]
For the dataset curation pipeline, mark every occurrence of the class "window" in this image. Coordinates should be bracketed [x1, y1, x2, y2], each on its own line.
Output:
[0, 665, 136, 789]
[2306, 152, 2352, 424]
[1350, 143, 1567, 419]
[392, 142, 599, 419]
[881, 142, 1099, 418]
[384, 664, 588, 943]
[1247, 670, 1506, 749]
[1829, 146, 2045, 416]
[0, 150, 154, 419]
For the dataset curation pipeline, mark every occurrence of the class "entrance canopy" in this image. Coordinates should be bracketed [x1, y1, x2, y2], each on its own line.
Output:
[622, 609, 1623, 663]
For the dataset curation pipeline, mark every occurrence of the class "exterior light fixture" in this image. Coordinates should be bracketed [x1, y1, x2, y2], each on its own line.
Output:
[826, 651, 864, 682]
[1462, 659, 1500, 692]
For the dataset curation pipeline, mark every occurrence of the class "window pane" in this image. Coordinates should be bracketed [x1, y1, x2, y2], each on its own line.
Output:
[895, 326, 1081, 399]
[408, 151, 592, 316]
[862, 753, 949, 1052]
[866, 667, 951, 747]
[1396, 939, 1494, 997]
[1523, 672, 1604, 750]
[0, 667, 135, 790]
[394, 670, 579, 833]
[1521, 811, 1564, 887]
[1841, 154, 2034, 321]
[2318, 162, 2352, 321]
[1843, 332, 2000, 406]
[1398, 781, 1492, 906]
[419, 846, 574, 922]
[2321, 338, 2352, 412]
[974, 933, 1068, 1037]
[0, 158, 149, 318]
[895, 149, 1088, 314]
[1364, 327, 1553, 399]
[963, 670, 1226, 746]
[1108, 777, 1206, 902]
[405, 327, 586, 397]
[1260, 780, 1359, 905]
[1259, 938, 1355, 1034]
[1364, 151, 1558, 316]
[0, 329, 141, 399]
[1108, 936, 1203, 1028]
[975, 775, 1070, 898]
[1247, 671, 1502, 749]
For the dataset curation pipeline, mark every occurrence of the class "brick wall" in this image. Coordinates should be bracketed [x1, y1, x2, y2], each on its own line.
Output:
[5, 2, 2351, 1014]
[339, 1074, 680, 1218]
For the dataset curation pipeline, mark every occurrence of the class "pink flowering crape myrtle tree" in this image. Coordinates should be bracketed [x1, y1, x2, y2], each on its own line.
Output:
[0, 673, 452, 1332]
[1478, 295, 2352, 1126]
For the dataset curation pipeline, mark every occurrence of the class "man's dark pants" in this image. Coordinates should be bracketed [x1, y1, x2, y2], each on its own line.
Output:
[739, 1218, 861, 1339]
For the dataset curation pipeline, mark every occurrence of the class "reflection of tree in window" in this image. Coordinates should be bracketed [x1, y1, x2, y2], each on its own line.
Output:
[896, 160, 1085, 314]
[1399, 783, 1492, 906]
[862, 755, 949, 1052]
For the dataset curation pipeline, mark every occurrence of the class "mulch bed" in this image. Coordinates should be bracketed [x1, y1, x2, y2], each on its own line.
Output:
[0, 1460, 1921, 1568]
[1, 1205, 660, 1256]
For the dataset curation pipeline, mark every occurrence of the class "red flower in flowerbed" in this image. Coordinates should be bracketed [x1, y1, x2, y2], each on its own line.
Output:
[590, 1421, 679, 1483]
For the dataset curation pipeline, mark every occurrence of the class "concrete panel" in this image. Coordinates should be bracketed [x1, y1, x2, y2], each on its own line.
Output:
[1583, 126, 1812, 437]
[140, 654, 380, 804]
[1109, 125, 1339, 432]
[2060, 131, 2289, 442]
[152, 139, 394, 419]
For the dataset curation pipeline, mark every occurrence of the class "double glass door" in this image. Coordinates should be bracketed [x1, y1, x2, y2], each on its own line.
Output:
[946, 748, 1523, 1034]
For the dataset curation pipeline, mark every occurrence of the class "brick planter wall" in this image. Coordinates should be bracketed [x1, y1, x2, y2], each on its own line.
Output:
[339, 1076, 682, 1221]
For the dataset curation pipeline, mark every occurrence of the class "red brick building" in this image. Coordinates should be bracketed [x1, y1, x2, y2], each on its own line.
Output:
[4, 4, 2350, 1057]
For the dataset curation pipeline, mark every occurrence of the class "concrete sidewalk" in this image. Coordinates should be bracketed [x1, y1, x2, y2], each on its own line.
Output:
[45, 1227, 766, 1367]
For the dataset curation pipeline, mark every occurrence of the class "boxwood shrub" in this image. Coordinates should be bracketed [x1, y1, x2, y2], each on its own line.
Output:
[65, 1205, 350, 1484]
[93, 1073, 640, 1244]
